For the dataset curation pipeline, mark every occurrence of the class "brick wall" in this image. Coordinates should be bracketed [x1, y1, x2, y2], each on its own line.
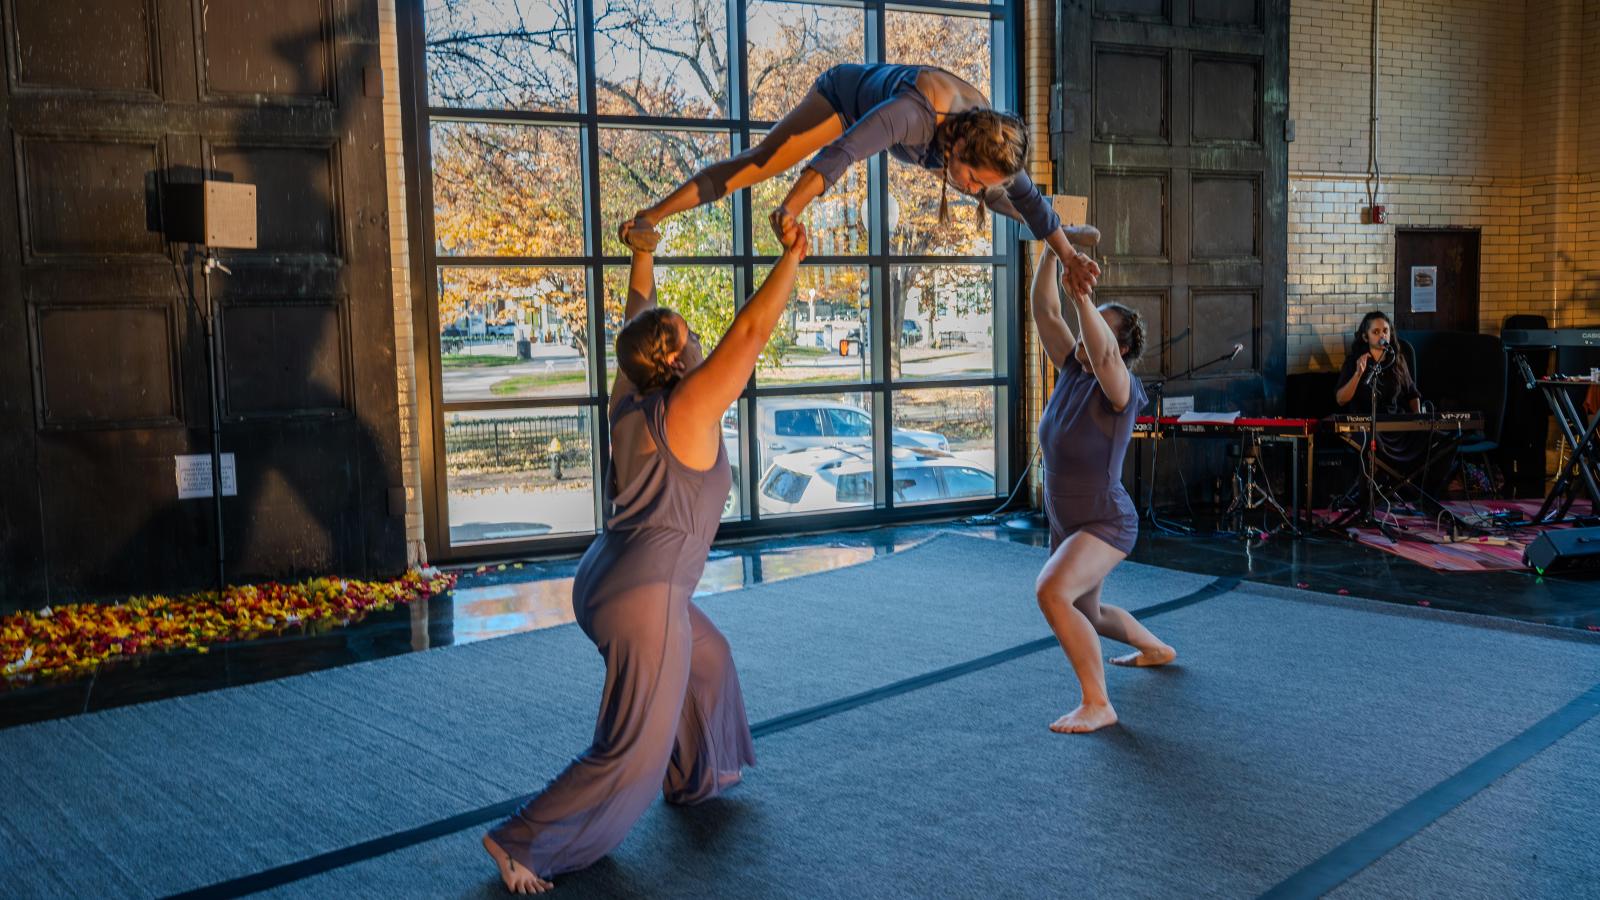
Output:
[1287, 0, 1530, 373]
[378, 1, 427, 566]
[1023, 0, 1053, 501]
[1289, 0, 1600, 373]
[1563, 1, 1600, 322]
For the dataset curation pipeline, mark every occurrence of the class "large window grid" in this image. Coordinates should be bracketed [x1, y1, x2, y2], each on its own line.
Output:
[405, 0, 1023, 558]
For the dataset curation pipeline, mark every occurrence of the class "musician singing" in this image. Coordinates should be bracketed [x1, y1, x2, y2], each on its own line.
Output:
[1335, 311, 1420, 414]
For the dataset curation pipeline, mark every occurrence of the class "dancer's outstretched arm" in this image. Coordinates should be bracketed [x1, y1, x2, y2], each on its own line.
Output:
[666, 222, 809, 456]
[1063, 282, 1132, 412]
[608, 249, 659, 414]
[1044, 228, 1102, 300]
[1030, 246, 1076, 369]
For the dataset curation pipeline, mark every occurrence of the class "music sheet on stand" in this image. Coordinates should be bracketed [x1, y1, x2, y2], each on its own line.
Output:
[1175, 411, 1241, 424]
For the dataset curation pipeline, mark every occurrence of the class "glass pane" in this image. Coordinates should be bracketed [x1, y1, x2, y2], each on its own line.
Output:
[756, 392, 877, 517]
[722, 403, 745, 520]
[592, 0, 727, 118]
[887, 153, 992, 256]
[445, 407, 597, 543]
[424, 0, 579, 112]
[752, 137, 869, 256]
[438, 267, 590, 402]
[885, 10, 991, 95]
[602, 265, 736, 388]
[751, 264, 870, 387]
[746, 1, 865, 121]
[891, 386, 997, 506]
[432, 122, 584, 257]
[886, 10, 995, 256]
[599, 129, 733, 257]
[890, 264, 995, 380]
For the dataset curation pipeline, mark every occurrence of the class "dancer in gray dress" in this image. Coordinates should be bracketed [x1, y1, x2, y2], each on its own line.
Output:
[482, 220, 811, 893]
[617, 63, 1101, 299]
[1030, 247, 1177, 735]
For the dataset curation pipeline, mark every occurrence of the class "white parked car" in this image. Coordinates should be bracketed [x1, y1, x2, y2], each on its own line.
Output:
[756, 445, 996, 515]
[748, 398, 948, 456]
[719, 400, 953, 517]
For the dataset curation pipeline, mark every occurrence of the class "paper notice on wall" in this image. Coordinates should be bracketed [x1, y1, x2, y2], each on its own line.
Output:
[176, 453, 238, 499]
[1164, 395, 1196, 417]
[1411, 266, 1438, 313]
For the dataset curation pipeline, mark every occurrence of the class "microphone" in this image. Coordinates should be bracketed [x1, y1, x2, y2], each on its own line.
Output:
[1228, 343, 1244, 361]
[1379, 338, 1390, 348]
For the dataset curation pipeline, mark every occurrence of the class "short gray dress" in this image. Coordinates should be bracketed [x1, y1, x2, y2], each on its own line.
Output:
[488, 387, 755, 877]
[1037, 354, 1148, 554]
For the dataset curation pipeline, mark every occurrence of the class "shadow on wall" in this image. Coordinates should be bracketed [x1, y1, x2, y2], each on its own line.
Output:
[1557, 251, 1600, 325]
[89, 10, 404, 602]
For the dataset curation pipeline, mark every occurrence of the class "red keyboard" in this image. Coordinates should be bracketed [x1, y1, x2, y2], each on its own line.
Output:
[1133, 417, 1319, 438]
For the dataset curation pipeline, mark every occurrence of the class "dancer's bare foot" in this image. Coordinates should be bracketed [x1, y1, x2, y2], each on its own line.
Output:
[1049, 703, 1118, 733]
[1064, 223, 1101, 248]
[618, 214, 660, 253]
[1109, 644, 1177, 667]
[483, 834, 552, 894]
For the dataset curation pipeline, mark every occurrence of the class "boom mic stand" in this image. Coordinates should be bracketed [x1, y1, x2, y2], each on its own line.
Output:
[176, 244, 231, 600]
[1144, 343, 1244, 531]
[1357, 346, 1392, 529]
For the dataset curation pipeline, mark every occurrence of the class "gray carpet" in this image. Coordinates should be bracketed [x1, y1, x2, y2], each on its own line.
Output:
[3, 535, 1597, 899]
[0, 533, 1147, 899]
[274, 585, 1600, 900]
[1329, 715, 1600, 900]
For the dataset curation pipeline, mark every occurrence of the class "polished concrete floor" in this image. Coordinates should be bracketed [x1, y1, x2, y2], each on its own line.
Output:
[4, 512, 1598, 730]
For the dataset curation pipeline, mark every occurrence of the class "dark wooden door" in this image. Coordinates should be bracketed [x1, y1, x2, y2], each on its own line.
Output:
[1393, 228, 1480, 334]
[0, 0, 403, 607]
[1056, 0, 1289, 414]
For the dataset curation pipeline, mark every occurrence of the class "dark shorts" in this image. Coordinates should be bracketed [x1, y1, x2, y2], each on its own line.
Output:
[810, 63, 920, 122]
[1043, 486, 1138, 556]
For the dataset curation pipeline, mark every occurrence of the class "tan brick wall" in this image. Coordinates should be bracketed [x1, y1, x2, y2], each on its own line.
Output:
[1579, 3, 1600, 314]
[1289, 0, 1525, 371]
[1023, 0, 1053, 501]
[1287, 174, 1525, 372]
[378, 1, 427, 566]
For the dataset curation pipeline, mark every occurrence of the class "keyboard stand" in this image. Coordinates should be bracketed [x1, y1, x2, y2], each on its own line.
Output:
[1510, 351, 1600, 522]
[1329, 421, 1469, 522]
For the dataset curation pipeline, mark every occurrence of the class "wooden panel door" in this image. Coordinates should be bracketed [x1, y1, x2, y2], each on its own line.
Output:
[0, 0, 402, 606]
[1394, 228, 1480, 334]
[1056, 0, 1288, 414]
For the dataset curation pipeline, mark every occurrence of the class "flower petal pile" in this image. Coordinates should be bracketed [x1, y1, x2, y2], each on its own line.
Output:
[1, 569, 456, 688]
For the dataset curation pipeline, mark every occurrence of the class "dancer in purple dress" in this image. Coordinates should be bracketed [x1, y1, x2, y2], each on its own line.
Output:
[1030, 247, 1177, 735]
[617, 63, 1101, 299]
[482, 220, 810, 893]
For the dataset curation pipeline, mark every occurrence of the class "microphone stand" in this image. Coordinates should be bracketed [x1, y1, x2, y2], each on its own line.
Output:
[1143, 345, 1244, 531]
[1360, 346, 1392, 529]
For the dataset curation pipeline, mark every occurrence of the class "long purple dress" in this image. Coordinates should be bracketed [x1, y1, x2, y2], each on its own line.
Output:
[1037, 353, 1148, 554]
[488, 387, 755, 877]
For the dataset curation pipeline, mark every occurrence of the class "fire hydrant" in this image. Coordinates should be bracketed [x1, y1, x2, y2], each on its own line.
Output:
[548, 437, 563, 480]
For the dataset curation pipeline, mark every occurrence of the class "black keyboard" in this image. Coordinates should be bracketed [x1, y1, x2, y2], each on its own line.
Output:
[1325, 412, 1483, 433]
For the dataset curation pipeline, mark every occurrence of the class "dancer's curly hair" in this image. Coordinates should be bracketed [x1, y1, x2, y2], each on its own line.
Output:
[934, 108, 1030, 227]
[1098, 302, 1147, 364]
[616, 307, 686, 394]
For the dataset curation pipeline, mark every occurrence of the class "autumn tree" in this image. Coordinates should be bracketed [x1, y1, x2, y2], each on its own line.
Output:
[425, 0, 999, 377]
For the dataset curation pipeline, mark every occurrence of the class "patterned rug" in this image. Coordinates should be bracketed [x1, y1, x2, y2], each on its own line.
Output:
[1320, 498, 1587, 573]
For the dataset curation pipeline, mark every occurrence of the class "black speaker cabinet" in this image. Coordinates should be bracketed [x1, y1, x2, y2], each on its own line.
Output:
[1524, 527, 1600, 575]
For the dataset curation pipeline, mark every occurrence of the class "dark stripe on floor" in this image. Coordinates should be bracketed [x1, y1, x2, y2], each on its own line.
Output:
[1257, 679, 1600, 900]
[753, 575, 1239, 739]
[167, 576, 1239, 900]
